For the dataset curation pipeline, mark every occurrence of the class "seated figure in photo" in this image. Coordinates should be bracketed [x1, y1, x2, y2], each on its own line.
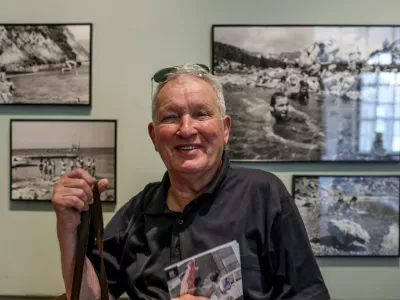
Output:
[52, 63, 331, 300]
[61, 59, 82, 75]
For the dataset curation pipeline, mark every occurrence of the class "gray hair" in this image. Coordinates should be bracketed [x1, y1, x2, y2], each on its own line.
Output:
[151, 63, 226, 121]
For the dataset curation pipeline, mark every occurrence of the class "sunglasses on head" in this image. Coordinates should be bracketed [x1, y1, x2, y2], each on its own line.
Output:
[151, 63, 210, 83]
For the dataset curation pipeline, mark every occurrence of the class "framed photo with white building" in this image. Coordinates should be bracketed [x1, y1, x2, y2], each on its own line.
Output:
[292, 174, 400, 257]
[0, 23, 92, 106]
[10, 119, 117, 202]
[212, 24, 400, 162]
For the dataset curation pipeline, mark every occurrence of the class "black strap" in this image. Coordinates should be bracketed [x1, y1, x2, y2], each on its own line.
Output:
[70, 181, 109, 300]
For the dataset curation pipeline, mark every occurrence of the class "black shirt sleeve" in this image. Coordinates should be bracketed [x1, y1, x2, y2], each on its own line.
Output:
[269, 192, 331, 300]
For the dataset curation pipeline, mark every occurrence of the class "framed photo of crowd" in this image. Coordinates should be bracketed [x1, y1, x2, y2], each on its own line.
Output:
[0, 23, 92, 106]
[212, 24, 400, 162]
[10, 119, 117, 202]
[292, 174, 400, 257]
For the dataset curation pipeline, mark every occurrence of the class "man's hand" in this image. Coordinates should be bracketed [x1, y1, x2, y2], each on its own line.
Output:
[52, 168, 108, 233]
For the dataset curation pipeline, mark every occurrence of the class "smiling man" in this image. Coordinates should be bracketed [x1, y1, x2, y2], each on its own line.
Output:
[52, 63, 331, 300]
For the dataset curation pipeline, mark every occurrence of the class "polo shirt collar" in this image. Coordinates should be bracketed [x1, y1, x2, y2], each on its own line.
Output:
[145, 150, 230, 215]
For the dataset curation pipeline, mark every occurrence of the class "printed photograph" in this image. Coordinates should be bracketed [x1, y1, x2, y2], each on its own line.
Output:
[165, 241, 243, 300]
[0, 23, 92, 105]
[212, 25, 400, 162]
[10, 119, 117, 202]
[293, 175, 400, 257]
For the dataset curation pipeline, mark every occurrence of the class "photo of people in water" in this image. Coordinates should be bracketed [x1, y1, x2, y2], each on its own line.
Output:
[10, 119, 117, 202]
[0, 24, 92, 105]
[293, 175, 399, 257]
[212, 25, 400, 162]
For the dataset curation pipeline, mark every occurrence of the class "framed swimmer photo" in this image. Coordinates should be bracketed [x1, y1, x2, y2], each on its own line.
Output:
[212, 24, 400, 162]
[292, 174, 400, 257]
[0, 23, 92, 106]
[10, 119, 117, 202]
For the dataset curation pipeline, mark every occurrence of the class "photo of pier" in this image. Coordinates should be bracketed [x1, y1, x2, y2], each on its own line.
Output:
[10, 119, 117, 202]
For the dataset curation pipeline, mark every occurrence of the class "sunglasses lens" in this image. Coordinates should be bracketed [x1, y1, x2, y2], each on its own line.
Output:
[152, 64, 210, 83]
[153, 67, 176, 83]
[198, 64, 210, 72]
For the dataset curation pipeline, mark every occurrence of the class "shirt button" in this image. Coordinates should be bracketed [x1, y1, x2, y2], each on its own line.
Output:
[178, 219, 184, 225]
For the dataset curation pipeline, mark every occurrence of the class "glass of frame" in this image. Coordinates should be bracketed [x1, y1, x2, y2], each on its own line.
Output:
[10, 119, 117, 202]
[0, 23, 92, 106]
[292, 174, 400, 257]
[212, 24, 400, 162]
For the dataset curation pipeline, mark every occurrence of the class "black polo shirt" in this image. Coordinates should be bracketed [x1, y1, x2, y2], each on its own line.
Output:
[88, 152, 330, 299]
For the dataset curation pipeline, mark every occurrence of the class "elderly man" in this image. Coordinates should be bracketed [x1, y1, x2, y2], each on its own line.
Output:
[52, 63, 330, 300]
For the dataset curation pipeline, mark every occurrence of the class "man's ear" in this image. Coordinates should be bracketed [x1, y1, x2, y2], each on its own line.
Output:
[223, 115, 231, 145]
[148, 122, 158, 152]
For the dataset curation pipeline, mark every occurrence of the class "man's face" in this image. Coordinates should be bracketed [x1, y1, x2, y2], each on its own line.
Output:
[272, 96, 289, 120]
[148, 75, 231, 176]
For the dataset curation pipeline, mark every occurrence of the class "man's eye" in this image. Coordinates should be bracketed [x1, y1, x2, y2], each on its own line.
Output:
[162, 115, 178, 121]
[197, 111, 209, 117]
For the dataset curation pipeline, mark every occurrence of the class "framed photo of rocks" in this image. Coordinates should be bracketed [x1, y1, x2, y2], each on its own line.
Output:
[292, 174, 400, 257]
[0, 23, 92, 106]
[212, 24, 400, 162]
[10, 119, 117, 202]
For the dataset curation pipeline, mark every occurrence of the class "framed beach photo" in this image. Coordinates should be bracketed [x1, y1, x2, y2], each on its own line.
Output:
[0, 23, 92, 106]
[292, 175, 400, 257]
[212, 25, 400, 162]
[10, 119, 117, 202]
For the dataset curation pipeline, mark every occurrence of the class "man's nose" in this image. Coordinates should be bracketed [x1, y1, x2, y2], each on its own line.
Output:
[177, 115, 197, 138]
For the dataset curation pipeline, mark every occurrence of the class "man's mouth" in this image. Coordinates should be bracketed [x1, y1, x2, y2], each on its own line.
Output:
[176, 145, 200, 151]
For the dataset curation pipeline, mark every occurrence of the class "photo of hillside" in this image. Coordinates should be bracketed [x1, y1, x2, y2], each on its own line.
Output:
[0, 24, 92, 105]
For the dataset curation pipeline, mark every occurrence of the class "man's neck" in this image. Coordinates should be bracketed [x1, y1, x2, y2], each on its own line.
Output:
[166, 160, 222, 212]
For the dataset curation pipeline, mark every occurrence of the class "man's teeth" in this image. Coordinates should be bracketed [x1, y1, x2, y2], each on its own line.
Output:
[179, 146, 197, 150]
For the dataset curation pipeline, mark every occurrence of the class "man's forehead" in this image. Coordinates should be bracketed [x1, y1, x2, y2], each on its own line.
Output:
[157, 75, 217, 101]
[276, 96, 288, 103]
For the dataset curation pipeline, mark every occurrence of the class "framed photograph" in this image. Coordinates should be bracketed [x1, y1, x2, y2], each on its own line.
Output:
[10, 119, 117, 202]
[212, 25, 400, 162]
[292, 175, 400, 257]
[0, 23, 92, 106]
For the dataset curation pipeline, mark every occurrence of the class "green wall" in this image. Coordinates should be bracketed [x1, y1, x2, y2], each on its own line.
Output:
[0, 0, 399, 299]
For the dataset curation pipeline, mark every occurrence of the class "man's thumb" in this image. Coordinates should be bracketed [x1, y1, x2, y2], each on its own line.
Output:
[96, 178, 109, 193]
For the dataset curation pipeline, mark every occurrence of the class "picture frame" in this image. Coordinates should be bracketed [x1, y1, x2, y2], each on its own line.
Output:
[212, 24, 400, 162]
[0, 23, 92, 106]
[292, 174, 400, 257]
[10, 119, 117, 202]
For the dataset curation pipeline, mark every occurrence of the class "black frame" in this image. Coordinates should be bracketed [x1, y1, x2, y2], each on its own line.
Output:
[10, 118, 117, 202]
[291, 174, 400, 257]
[211, 24, 400, 163]
[0, 23, 93, 106]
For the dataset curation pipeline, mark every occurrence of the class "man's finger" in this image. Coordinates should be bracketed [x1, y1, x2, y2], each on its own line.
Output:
[65, 168, 94, 185]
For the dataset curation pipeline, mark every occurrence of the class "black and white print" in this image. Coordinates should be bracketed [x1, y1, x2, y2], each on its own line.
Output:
[0, 23, 92, 105]
[212, 25, 400, 162]
[165, 240, 243, 300]
[10, 119, 117, 202]
[293, 175, 400, 257]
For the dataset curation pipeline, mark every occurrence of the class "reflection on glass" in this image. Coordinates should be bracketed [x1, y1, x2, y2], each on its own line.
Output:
[378, 86, 395, 103]
[360, 103, 375, 118]
[361, 86, 377, 102]
[379, 72, 396, 85]
[376, 104, 394, 118]
[361, 72, 378, 85]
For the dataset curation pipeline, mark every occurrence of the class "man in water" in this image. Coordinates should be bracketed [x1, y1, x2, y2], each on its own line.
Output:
[265, 92, 322, 153]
